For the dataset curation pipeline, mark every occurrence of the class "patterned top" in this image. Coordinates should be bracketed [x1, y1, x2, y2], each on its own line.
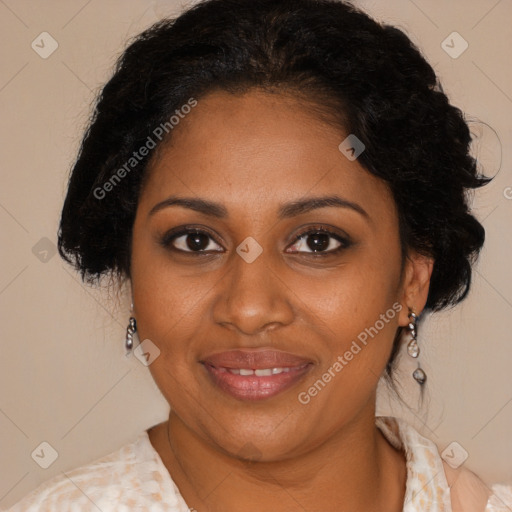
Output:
[4, 416, 511, 511]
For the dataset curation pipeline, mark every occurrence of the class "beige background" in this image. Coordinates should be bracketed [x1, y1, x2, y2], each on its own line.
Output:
[0, 0, 511, 508]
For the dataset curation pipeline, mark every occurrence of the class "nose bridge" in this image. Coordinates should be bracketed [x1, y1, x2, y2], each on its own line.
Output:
[212, 242, 293, 334]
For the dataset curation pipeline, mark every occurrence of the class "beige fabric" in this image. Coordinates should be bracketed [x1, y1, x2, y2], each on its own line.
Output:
[4, 416, 511, 511]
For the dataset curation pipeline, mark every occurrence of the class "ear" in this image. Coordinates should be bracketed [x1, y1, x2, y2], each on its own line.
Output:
[397, 250, 434, 326]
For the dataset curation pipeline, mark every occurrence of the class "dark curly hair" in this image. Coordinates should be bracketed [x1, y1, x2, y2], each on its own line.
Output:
[57, 0, 489, 384]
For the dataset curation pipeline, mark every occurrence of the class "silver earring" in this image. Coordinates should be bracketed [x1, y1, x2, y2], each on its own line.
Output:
[407, 309, 426, 385]
[125, 302, 137, 353]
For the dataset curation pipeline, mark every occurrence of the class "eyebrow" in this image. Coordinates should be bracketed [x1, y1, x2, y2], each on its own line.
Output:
[148, 195, 369, 220]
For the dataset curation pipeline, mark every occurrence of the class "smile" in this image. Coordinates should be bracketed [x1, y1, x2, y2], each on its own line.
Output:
[202, 362, 313, 401]
[221, 366, 298, 376]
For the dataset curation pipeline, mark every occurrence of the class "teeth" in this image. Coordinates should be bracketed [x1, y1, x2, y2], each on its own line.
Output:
[227, 367, 293, 376]
[255, 369, 272, 376]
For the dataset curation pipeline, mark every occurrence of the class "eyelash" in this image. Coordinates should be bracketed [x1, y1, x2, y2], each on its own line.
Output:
[159, 225, 352, 257]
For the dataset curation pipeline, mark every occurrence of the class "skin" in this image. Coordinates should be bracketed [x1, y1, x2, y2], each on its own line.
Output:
[130, 89, 434, 512]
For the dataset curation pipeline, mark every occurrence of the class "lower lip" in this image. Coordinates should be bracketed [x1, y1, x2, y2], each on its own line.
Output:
[202, 362, 313, 401]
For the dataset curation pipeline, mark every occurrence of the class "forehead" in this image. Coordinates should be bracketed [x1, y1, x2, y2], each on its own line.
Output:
[139, 89, 395, 221]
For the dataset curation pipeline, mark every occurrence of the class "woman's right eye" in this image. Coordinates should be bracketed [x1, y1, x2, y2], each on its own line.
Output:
[160, 229, 224, 253]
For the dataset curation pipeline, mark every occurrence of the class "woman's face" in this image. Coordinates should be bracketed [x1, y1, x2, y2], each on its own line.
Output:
[130, 89, 430, 460]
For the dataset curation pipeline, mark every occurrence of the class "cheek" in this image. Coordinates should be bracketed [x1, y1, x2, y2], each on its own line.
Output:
[130, 224, 200, 335]
[132, 271, 204, 354]
[297, 249, 402, 334]
[130, 254, 206, 406]
[297, 299, 402, 418]
[294, 244, 403, 389]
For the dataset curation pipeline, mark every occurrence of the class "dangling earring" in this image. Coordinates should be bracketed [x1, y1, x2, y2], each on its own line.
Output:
[407, 309, 426, 385]
[125, 302, 137, 354]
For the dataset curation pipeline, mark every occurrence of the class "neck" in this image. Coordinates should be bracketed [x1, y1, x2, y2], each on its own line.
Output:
[150, 404, 406, 512]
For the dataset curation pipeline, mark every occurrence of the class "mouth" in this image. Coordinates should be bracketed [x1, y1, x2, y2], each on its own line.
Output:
[200, 349, 314, 401]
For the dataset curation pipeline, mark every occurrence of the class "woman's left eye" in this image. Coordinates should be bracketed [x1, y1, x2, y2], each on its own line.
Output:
[286, 228, 351, 255]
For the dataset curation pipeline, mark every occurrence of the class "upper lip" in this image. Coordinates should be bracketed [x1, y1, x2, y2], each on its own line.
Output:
[201, 348, 313, 370]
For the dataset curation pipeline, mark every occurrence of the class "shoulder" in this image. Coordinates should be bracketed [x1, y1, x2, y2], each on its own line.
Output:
[4, 431, 179, 512]
[377, 416, 512, 512]
[443, 461, 512, 512]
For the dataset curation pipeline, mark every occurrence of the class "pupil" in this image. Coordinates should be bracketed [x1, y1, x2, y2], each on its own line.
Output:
[187, 233, 208, 251]
[308, 233, 329, 252]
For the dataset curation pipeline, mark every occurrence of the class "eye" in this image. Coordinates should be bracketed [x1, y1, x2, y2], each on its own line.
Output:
[160, 228, 224, 253]
[286, 226, 351, 255]
[159, 225, 351, 256]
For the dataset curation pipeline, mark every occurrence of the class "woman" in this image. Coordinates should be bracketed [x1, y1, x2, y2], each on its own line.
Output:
[6, 0, 511, 510]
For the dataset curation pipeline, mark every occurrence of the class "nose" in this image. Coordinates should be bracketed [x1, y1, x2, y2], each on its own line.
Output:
[211, 245, 295, 335]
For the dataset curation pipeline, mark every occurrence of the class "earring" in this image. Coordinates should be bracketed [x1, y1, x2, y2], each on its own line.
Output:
[407, 309, 426, 385]
[125, 302, 137, 354]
